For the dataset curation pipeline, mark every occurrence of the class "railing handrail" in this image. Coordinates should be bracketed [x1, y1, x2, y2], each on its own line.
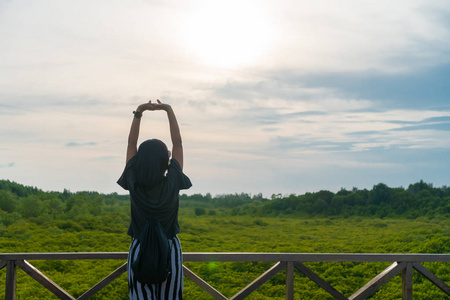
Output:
[1, 252, 449, 261]
[2, 252, 449, 300]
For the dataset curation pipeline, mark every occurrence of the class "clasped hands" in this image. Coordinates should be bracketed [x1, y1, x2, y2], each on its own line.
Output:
[136, 99, 171, 113]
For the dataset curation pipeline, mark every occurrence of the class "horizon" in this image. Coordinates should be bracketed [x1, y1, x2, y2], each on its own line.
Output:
[1, 178, 444, 200]
[1, 0, 450, 198]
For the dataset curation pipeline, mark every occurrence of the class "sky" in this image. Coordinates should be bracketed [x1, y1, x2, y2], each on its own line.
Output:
[1, 0, 450, 197]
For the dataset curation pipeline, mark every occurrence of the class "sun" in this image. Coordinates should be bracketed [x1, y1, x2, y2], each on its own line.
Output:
[180, 1, 274, 69]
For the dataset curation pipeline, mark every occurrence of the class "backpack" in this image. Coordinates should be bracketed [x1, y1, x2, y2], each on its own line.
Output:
[132, 217, 171, 284]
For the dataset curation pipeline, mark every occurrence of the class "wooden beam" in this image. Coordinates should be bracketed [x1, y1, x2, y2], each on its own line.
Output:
[1, 252, 449, 263]
[0, 260, 7, 270]
[293, 262, 347, 300]
[402, 263, 413, 300]
[183, 265, 228, 300]
[16, 260, 75, 300]
[230, 262, 286, 300]
[5, 260, 16, 300]
[285, 261, 294, 300]
[349, 262, 406, 300]
[182, 253, 450, 263]
[77, 262, 128, 300]
[0, 253, 128, 261]
[413, 263, 450, 296]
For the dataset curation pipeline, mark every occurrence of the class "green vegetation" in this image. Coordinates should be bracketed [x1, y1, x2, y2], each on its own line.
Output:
[0, 180, 449, 299]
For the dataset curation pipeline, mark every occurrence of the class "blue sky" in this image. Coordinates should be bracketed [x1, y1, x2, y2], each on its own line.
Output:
[1, 0, 449, 197]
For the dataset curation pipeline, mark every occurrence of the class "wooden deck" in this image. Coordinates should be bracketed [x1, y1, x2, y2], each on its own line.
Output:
[1, 252, 449, 299]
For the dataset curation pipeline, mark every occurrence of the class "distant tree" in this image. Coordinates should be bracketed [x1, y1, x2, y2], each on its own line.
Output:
[329, 196, 344, 215]
[20, 196, 42, 218]
[314, 190, 335, 204]
[87, 196, 104, 216]
[191, 193, 207, 201]
[370, 183, 390, 205]
[389, 188, 410, 215]
[42, 197, 64, 217]
[0, 190, 17, 213]
[0, 211, 21, 226]
[311, 198, 327, 214]
[1, 180, 32, 196]
[439, 186, 450, 198]
[195, 208, 206, 216]
[60, 188, 71, 201]
[271, 193, 282, 200]
[408, 180, 433, 194]
[336, 188, 351, 196]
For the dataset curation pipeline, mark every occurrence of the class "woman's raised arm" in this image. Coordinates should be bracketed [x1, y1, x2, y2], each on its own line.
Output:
[164, 103, 183, 170]
[125, 100, 183, 169]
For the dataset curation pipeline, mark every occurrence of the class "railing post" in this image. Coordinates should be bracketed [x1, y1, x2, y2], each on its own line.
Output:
[5, 260, 17, 300]
[286, 261, 294, 300]
[402, 263, 413, 300]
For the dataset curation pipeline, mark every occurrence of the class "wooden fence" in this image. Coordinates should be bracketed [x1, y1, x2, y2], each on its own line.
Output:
[1, 252, 449, 299]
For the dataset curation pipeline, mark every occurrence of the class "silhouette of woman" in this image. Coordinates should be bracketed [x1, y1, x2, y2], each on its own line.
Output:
[118, 99, 192, 299]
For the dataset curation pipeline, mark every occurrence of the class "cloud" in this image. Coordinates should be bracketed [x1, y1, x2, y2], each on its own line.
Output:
[65, 142, 97, 147]
[390, 116, 450, 132]
[268, 64, 450, 110]
[213, 78, 333, 102]
[0, 162, 15, 168]
[0, 103, 21, 115]
[0, 94, 105, 114]
[188, 70, 450, 160]
[209, 63, 450, 116]
[93, 156, 122, 161]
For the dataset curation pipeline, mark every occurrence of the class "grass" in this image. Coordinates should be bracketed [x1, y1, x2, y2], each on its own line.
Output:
[1, 215, 449, 299]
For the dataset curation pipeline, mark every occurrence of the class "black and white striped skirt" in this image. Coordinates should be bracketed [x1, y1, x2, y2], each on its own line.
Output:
[128, 236, 183, 300]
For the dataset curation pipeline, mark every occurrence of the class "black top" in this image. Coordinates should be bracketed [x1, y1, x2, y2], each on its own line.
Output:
[117, 157, 192, 239]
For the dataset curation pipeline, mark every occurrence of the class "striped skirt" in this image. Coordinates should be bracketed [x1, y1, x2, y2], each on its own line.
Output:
[128, 236, 183, 300]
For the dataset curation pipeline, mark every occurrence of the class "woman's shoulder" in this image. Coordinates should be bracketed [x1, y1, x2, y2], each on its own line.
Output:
[166, 158, 192, 190]
[169, 158, 182, 170]
[117, 156, 138, 190]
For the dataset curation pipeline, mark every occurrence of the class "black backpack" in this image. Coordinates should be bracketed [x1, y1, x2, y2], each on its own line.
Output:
[132, 217, 171, 284]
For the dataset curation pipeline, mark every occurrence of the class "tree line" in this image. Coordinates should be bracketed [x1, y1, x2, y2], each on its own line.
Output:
[179, 181, 449, 218]
[247, 181, 450, 218]
[0, 180, 449, 225]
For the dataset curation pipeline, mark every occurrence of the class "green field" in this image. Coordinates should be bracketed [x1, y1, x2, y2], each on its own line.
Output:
[0, 180, 449, 299]
[1, 215, 449, 299]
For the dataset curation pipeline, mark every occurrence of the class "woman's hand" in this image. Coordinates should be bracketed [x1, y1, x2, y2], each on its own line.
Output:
[136, 99, 171, 112]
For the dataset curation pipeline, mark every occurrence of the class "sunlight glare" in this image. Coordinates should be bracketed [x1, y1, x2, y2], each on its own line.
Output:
[181, 1, 274, 68]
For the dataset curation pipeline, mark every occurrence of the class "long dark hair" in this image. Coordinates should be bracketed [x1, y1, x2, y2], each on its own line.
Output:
[135, 139, 169, 189]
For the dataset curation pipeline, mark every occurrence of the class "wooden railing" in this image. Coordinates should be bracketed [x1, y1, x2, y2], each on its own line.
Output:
[1, 252, 449, 299]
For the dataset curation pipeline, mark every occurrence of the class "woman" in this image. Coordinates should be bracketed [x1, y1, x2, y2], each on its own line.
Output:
[118, 99, 192, 299]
